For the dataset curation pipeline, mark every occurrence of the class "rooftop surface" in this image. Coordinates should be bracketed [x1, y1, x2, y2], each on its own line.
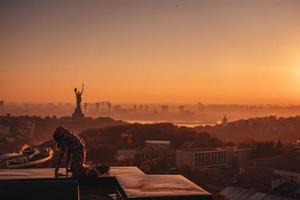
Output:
[145, 140, 171, 144]
[0, 167, 211, 200]
[0, 167, 144, 180]
[177, 146, 252, 153]
[117, 174, 209, 198]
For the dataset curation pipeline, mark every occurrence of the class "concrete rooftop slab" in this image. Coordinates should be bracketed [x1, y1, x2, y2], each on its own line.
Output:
[0, 167, 212, 200]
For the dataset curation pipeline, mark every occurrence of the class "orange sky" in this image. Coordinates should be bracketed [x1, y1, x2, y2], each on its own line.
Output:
[1, 0, 300, 104]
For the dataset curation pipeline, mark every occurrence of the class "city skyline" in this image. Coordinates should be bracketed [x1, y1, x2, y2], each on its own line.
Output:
[1, 0, 300, 104]
[1, 1, 300, 199]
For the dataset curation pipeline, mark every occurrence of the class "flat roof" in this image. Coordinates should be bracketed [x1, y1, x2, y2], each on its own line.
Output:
[116, 173, 210, 199]
[177, 148, 227, 153]
[110, 166, 145, 176]
[0, 167, 145, 180]
[145, 140, 171, 144]
[177, 146, 252, 153]
[0, 167, 211, 200]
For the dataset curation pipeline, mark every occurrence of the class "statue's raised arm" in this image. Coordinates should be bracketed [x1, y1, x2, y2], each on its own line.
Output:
[80, 83, 84, 94]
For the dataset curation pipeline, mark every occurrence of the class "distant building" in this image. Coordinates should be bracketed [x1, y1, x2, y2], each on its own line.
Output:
[178, 105, 185, 113]
[176, 148, 232, 168]
[176, 147, 252, 169]
[180, 141, 194, 149]
[222, 115, 228, 125]
[16, 121, 35, 138]
[274, 169, 300, 185]
[84, 102, 88, 114]
[139, 105, 144, 110]
[96, 102, 100, 113]
[144, 104, 149, 111]
[0, 100, 4, 107]
[96, 101, 111, 112]
[0, 125, 10, 136]
[221, 186, 292, 200]
[107, 101, 112, 112]
[136, 140, 174, 166]
[117, 149, 137, 159]
[113, 105, 122, 112]
[136, 148, 175, 163]
[293, 140, 300, 156]
[133, 104, 137, 111]
[145, 140, 171, 149]
[233, 147, 253, 164]
[161, 105, 169, 113]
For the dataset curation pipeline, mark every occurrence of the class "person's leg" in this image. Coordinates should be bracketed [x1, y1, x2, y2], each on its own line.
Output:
[70, 151, 84, 177]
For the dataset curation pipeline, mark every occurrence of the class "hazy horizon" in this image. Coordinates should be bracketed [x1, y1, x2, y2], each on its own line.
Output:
[1, 0, 300, 104]
[5, 101, 300, 106]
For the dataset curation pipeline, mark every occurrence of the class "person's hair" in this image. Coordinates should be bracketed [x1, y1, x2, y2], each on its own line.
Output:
[53, 126, 70, 142]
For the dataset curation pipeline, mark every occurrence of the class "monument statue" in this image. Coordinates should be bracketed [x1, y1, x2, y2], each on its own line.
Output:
[74, 84, 84, 108]
[72, 83, 85, 120]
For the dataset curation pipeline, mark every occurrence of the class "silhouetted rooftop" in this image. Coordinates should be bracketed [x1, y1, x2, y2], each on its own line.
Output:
[0, 167, 211, 200]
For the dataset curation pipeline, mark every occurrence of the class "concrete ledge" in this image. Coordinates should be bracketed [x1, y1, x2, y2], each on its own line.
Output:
[0, 178, 79, 200]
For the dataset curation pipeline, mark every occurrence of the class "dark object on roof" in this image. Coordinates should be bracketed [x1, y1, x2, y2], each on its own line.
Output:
[0, 178, 79, 200]
[97, 163, 110, 175]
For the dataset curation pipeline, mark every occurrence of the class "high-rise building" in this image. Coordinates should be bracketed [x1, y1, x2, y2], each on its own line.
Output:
[179, 105, 185, 113]
[96, 102, 100, 113]
[84, 102, 88, 114]
[161, 105, 169, 113]
[107, 102, 112, 112]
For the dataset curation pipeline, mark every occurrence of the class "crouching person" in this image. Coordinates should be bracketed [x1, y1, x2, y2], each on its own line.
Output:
[53, 126, 86, 178]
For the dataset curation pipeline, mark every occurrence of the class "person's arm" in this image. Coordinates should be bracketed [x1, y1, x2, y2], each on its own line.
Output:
[55, 147, 65, 177]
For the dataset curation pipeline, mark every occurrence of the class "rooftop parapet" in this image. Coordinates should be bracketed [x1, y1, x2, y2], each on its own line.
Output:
[0, 167, 211, 200]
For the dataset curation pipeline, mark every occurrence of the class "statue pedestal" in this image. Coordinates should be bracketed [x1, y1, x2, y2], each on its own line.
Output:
[72, 107, 85, 120]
